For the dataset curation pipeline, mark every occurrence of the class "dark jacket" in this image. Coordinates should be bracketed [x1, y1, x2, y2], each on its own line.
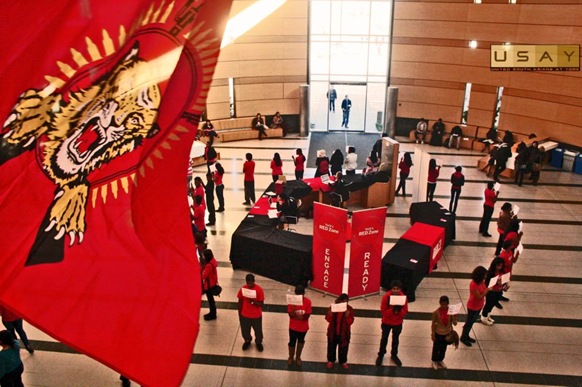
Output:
[450, 172, 465, 190]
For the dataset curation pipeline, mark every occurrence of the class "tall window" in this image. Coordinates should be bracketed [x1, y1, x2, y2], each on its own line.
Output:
[493, 86, 504, 129]
[461, 83, 472, 124]
[309, 0, 394, 132]
[228, 77, 235, 118]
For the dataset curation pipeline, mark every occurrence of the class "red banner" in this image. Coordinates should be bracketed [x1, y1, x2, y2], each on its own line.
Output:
[348, 207, 387, 297]
[0, 1, 231, 386]
[311, 202, 347, 296]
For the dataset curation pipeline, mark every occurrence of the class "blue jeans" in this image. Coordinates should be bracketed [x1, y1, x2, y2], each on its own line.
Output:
[3, 319, 30, 346]
[342, 110, 350, 127]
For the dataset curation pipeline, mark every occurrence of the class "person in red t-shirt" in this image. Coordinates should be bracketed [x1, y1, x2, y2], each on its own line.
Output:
[270, 153, 283, 182]
[481, 257, 509, 325]
[449, 166, 465, 213]
[191, 195, 206, 238]
[460, 266, 489, 346]
[237, 274, 265, 351]
[292, 149, 306, 180]
[376, 280, 408, 367]
[287, 285, 312, 366]
[213, 162, 225, 212]
[479, 181, 498, 237]
[395, 152, 413, 196]
[426, 159, 441, 202]
[325, 293, 354, 370]
[201, 249, 219, 321]
[242, 153, 256, 205]
[193, 176, 206, 207]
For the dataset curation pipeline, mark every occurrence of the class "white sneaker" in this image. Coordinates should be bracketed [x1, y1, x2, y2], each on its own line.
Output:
[421, 141, 424, 144]
[432, 362, 439, 370]
[487, 316, 495, 323]
[439, 361, 447, 369]
[481, 316, 493, 326]
[416, 140, 419, 144]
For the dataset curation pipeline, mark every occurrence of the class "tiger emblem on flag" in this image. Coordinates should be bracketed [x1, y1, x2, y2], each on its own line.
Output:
[1, 42, 160, 262]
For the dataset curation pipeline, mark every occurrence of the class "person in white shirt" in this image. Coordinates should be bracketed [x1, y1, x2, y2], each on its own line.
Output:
[344, 146, 357, 175]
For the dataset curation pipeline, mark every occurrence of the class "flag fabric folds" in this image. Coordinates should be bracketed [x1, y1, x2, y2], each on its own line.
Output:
[0, 1, 232, 386]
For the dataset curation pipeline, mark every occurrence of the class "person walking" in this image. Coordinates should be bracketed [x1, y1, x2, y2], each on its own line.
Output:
[376, 280, 408, 367]
[427, 159, 440, 202]
[478, 181, 498, 237]
[0, 330, 24, 387]
[327, 87, 337, 112]
[204, 173, 216, 226]
[460, 266, 489, 346]
[270, 152, 283, 182]
[201, 249, 219, 321]
[449, 166, 465, 213]
[213, 162, 225, 212]
[344, 146, 357, 175]
[287, 285, 312, 366]
[493, 142, 511, 181]
[341, 95, 352, 128]
[237, 274, 265, 352]
[325, 293, 354, 370]
[395, 152, 413, 196]
[0, 307, 34, 354]
[292, 149, 305, 180]
[431, 295, 458, 370]
[242, 153, 256, 205]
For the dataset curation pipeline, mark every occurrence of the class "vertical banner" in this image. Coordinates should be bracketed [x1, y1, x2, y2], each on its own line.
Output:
[311, 202, 347, 296]
[348, 207, 387, 297]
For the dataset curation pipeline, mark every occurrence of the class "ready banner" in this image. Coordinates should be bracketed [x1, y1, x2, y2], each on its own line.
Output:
[311, 202, 347, 296]
[348, 207, 387, 297]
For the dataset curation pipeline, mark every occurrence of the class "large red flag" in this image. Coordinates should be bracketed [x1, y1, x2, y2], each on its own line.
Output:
[0, 1, 231, 386]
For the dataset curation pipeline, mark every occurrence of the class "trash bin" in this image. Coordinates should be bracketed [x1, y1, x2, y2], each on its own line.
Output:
[550, 148, 564, 169]
[562, 150, 578, 172]
[575, 154, 582, 175]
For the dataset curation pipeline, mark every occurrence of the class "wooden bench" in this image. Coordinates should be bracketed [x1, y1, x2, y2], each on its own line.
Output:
[198, 117, 284, 143]
[408, 124, 476, 150]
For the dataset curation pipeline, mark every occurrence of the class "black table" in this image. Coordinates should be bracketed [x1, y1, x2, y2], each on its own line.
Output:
[381, 239, 431, 302]
[409, 201, 456, 246]
[230, 213, 313, 286]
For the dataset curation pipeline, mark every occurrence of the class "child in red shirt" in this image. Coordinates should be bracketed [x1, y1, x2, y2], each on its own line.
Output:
[287, 285, 311, 366]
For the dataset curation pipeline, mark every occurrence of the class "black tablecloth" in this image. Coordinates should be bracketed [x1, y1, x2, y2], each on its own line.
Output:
[230, 215, 313, 286]
[409, 201, 456, 246]
[381, 239, 431, 302]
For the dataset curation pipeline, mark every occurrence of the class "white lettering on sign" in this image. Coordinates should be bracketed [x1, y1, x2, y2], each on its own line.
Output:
[433, 239, 442, 260]
[358, 226, 380, 237]
[323, 248, 331, 288]
[361, 252, 371, 291]
[319, 223, 339, 234]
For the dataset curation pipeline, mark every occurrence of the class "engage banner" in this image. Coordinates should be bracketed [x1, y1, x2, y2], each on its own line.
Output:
[311, 202, 347, 296]
[348, 207, 387, 297]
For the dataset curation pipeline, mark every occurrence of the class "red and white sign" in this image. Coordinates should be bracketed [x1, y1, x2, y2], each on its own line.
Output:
[348, 207, 387, 297]
[311, 202, 347, 296]
[400, 222, 445, 273]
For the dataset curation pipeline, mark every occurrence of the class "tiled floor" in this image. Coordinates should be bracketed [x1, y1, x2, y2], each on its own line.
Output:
[19, 134, 582, 386]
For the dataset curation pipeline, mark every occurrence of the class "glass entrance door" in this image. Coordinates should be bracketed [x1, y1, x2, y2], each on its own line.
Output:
[328, 83, 366, 131]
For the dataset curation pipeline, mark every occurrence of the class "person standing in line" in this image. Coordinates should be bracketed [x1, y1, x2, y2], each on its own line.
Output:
[242, 153, 256, 205]
[252, 113, 268, 140]
[514, 142, 529, 187]
[292, 149, 305, 180]
[395, 152, 413, 196]
[415, 118, 428, 144]
[287, 285, 312, 366]
[499, 239, 518, 302]
[0, 330, 24, 387]
[213, 162, 225, 212]
[479, 181, 498, 237]
[344, 146, 357, 175]
[330, 149, 344, 176]
[0, 307, 33, 354]
[430, 295, 458, 370]
[192, 176, 206, 207]
[204, 173, 216, 226]
[460, 266, 489, 346]
[325, 293, 354, 370]
[270, 152, 283, 182]
[327, 87, 337, 112]
[426, 159, 440, 202]
[191, 195, 207, 239]
[376, 280, 408, 367]
[204, 141, 218, 173]
[481, 257, 508, 326]
[341, 95, 352, 128]
[495, 202, 513, 256]
[449, 166, 465, 213]
[201, 249, 219, 321]
[237, 274, 265, 352]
